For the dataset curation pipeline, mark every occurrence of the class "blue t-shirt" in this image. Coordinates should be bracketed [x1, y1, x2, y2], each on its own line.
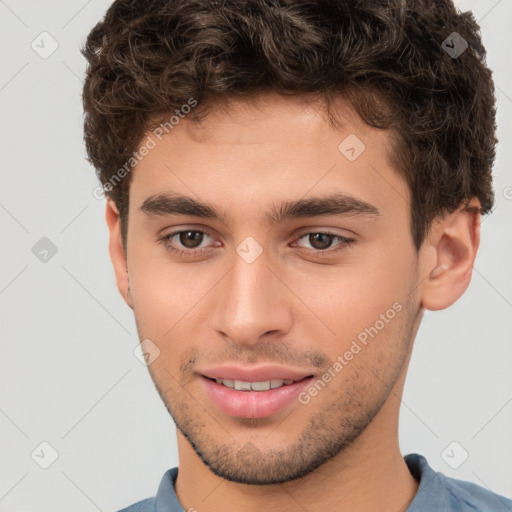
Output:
[117, 453, 512, 511]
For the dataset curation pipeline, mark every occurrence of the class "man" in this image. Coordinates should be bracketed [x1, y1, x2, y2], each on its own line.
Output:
[82, 0, 511, 510]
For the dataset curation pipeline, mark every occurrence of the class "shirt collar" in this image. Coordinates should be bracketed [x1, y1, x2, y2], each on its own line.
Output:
[404, 453, 445, 511]
[155, 467, 183, 512]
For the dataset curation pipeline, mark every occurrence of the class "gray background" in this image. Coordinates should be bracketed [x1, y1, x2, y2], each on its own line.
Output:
[0, 1, 511, 511]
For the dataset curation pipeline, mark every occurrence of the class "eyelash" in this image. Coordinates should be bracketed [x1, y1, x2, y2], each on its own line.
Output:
[159, 229, 355, 258]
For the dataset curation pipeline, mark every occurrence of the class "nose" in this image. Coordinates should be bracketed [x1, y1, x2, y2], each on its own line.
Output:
[210, 248, 293, 347]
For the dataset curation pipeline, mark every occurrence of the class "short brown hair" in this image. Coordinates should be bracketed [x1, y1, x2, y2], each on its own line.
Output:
[81, 0, 497, 250]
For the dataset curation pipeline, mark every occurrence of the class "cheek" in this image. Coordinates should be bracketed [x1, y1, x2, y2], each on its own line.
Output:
[283, 262, 415, 376]
[287, 262, 408, 333]
[128, 254, 219, 340]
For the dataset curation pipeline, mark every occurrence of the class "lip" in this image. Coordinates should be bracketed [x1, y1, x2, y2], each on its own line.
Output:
[200, 374, 314, 419]
[200, 365, 313, 382]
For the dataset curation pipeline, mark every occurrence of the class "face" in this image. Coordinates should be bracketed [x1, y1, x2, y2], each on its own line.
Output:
[118, 93, 426, 484]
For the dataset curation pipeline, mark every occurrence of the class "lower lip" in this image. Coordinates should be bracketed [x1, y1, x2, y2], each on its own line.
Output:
[201, 376, 313, 419]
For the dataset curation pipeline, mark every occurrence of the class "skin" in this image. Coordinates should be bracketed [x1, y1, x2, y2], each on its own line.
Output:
[106, 92, 480, 512]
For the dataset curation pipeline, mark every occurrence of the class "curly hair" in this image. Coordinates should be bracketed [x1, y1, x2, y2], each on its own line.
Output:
[81, 0, 497, 250]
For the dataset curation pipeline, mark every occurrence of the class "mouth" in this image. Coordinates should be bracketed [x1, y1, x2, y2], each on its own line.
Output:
[199, 370, 315, 419]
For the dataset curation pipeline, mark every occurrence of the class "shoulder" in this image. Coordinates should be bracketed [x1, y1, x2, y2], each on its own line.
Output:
[405, 453, 512, 512]
[117, 497, 155, 512]
[439, 473, 512, 511]
[115, 467, 181, 512]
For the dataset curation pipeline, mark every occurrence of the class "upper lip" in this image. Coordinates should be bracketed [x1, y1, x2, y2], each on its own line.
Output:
[200, 365, 314, 382]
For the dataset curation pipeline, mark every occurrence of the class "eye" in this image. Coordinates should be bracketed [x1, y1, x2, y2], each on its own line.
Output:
[159, 229, 217, 255]
[158, 229, 355, 258]
[293, 232, 355, 255]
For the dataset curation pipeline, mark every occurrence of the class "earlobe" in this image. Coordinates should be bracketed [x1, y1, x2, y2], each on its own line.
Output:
[105, 200, 134, 309]
[421, 205, 481, 311]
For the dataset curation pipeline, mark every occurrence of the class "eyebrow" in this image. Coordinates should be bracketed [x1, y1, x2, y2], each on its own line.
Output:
[139, 192, 380, 226]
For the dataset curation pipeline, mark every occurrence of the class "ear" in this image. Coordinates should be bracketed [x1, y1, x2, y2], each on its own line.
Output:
[420, 203, 481, 311]
[105, 200, 133, 309]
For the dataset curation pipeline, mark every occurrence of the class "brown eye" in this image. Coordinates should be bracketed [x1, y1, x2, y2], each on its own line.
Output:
[308, 233, 335, 250]
[294, 232, 355, 255]
[160, 229, 216, 256]
[178, 231, 204, 248]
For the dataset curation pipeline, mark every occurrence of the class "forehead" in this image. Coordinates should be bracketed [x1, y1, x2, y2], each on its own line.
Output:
[129, 93, 409, 226]
[177, 93, 370, 148]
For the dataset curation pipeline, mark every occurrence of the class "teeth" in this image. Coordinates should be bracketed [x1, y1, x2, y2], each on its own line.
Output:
[251, 381, 271, 391]
[234, 380, 251, 391]
[214, 378, 298, 391]
[270, 379, 284, 389]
